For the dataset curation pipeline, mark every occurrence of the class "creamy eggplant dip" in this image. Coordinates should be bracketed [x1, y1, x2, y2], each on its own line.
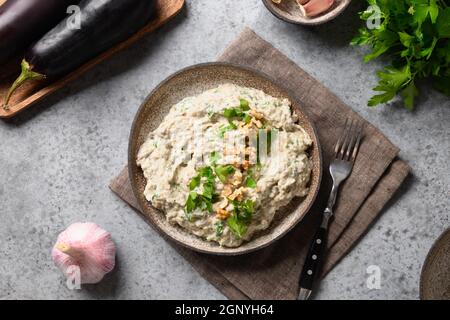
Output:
[137, 84, 312, 247]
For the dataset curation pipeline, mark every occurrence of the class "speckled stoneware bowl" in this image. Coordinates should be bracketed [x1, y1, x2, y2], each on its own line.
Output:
[128, 63, 322, 255]
[420, 228, 450, 300]
[263, 0, 352, 26]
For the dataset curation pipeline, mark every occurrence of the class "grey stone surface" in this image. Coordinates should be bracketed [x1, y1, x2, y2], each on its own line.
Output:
[0, 0, 448, 300]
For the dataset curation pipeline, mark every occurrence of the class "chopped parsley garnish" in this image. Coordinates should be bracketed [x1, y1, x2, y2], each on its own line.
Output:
[214, 165, 235, 183]
[239, 98, 250, 110]
[209, 151, 220, 165]
[244, 176, 257, 188]
[223, 99, 250, 122]
[184, 166, 219, 220]
[245, 167, 260, 189]
[215, 221, 225, 237]
[202, 181, 214, 200]
[185, 191, 198, 220]
[227, 214, 247, 239]
[188, 175, 201, 190]
[227, 199, 255, 239]
[223, 107, 240, 119]
[218, 124, 236, 138]
[217, 99, 254, 138]
[243, 114, 252, 124]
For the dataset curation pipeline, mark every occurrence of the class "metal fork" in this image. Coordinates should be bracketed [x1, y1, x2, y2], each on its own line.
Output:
[298, 118, 364, 300]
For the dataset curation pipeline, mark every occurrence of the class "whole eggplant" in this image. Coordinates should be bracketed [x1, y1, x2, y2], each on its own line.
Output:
[3, 0, 156, 108]
[0, 0, 79, 65]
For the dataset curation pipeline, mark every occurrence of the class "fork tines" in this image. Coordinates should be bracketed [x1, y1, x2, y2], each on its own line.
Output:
[334, 118, 364, 162]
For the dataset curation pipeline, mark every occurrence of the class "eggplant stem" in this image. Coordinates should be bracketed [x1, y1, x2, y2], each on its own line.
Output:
[3, 59, 45, 110]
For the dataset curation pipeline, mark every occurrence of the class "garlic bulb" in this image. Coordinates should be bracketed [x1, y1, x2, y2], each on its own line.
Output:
[52, 222, 116, 284]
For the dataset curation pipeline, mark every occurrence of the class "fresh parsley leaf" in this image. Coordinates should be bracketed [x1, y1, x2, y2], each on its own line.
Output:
[185, 191, 198, 220]
[238, 199, 254, 223]
[227, 213, 247, 239]
[202, 182, 214, 200]
[401, 81, 419, 110]
[363, 29, 397, 62]
[437, 7, 450, 38]
[198, 167, 214, 181]
[185, 167, 219, 217]
[223, 108, 238, 119]
[201, 195, 214, 213]
[368, 65, 411, 107]
[228, 121, 237, 130]
[189, 175, 201, 190]
[351, 28, 372, 46]
[398, 32, 414, 48]
[215, 221, 225, 237]
[240, 98, 250, 111]
[244, 175, 257, 188]
[226, 199, 255, 239]
[222, 100, 252, 125]
[218, 124, 235, 138]
[209, 151, 220, 165]
[214, 165, 235, 183]
[429, 0, 439, 23]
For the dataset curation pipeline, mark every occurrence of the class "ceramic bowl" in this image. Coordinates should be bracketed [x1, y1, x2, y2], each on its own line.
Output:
[128, 62, 322, 255]
[262, 0, 352, 26]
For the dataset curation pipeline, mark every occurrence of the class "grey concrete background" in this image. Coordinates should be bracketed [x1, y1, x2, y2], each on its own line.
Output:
[0, 0, 448, 300]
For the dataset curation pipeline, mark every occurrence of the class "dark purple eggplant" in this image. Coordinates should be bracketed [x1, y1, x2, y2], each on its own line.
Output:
[0, 0, 79, 65]
[3, 0, 156, 109]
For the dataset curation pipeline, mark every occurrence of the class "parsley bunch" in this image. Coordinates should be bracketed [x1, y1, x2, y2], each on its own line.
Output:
[352, 0, 450, 109]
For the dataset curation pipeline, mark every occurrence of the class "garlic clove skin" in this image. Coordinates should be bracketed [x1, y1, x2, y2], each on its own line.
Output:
[52, 222, 116, 284]
[299, 0, 334, 17]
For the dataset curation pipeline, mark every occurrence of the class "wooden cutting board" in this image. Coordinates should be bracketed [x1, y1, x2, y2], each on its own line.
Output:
[0, 0, 185, 118]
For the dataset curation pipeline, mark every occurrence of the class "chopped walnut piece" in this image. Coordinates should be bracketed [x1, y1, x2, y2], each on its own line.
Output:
[216, 208, 230, 220]
[218, 197, 228, 209]
[231, 169, 243, 186]
[250, 109, 264, 120]
[228, 187, 246, 201]
[242, 160, 251, 170]
[251, 118, 263, 128]
[221, 185, 233, 197]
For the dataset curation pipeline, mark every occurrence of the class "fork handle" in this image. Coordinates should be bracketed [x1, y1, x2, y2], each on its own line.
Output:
[299, 225, 328, 292]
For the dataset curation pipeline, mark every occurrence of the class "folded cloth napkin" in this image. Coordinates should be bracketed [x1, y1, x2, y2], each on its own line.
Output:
[110, 28, 410, 300]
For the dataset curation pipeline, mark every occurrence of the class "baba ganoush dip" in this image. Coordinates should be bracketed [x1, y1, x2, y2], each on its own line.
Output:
[137, 84, 312, 247]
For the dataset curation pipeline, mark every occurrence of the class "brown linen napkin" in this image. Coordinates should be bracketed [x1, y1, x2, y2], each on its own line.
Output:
[110, 28, 410, 300]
